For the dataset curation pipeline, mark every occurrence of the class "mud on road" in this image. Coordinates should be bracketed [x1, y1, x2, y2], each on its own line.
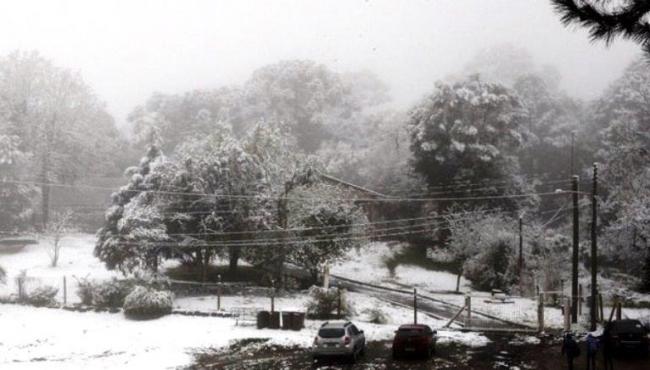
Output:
[188, 333, 650, 370]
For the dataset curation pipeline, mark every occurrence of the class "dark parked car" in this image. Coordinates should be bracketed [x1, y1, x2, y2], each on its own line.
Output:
[392, 324, 437, 359]
[604, 319, 649, 356]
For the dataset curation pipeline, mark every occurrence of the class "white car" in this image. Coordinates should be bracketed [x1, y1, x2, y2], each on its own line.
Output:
[312, 321, 366, 361]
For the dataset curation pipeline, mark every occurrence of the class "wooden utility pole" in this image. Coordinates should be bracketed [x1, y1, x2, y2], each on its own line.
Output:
[518, 215, 523, 284]
[590, 163, 598, 331]
[571, 175, 579, 323]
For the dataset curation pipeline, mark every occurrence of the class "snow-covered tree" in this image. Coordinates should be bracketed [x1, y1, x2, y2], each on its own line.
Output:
[460, 44, 537, 88]
[95, 145, 170, 273]
[513, 73, 587, 180]
[0, 51, 125, 227]
[286, 184, 366, 283]
[172, 125, 274, 275]
[43, 209, 74, 267]
[595, 58, 650, 283]
[0, 133, 36, 232]
[129, 87, 247, 152]
[244, 60, 388, 152]
[408, 76, 530, 209]
[445, 211, 519, 292]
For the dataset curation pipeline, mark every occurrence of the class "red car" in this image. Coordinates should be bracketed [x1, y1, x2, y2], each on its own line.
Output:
[392, 324, 437, 359]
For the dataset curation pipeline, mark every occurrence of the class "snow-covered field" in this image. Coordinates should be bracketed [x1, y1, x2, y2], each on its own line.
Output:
[0, 234, 493, 369]
[0, 234, 120, 303]
[332, 242, 471, 292]
[0, 303, 312, 369]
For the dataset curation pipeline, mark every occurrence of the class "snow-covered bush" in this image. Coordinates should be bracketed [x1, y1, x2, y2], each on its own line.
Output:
[446, 211, 520, 292]
[24, 285, 58, 307]
[305, 286, 354, 319]
[463, 232, 518, 292]
[363, 308, 389, 324]
[75, 277, 95, 306]
[123, 286, 173, 319]
[87, 278, 135, 308]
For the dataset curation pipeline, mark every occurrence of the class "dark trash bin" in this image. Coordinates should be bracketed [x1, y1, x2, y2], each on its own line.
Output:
[291, 312, 305, 331]
[269, 311, 281, 329]
[257, 311, 270, 329]
[281, 311, 292, 330]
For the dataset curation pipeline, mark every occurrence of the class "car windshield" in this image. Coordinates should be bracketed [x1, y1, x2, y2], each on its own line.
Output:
[319, 328, 345, 338]
[611, 321, 645, 334]
[397, 328, 427, 337]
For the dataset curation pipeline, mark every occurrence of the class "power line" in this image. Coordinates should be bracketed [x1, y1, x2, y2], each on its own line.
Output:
[1, 179, 586, 202]
[101, 206, 578, 247]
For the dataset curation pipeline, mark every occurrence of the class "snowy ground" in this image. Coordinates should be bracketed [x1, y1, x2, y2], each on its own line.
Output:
[0, 295, 487, 369]
[0, 303, 312, 369]
[0, 234, 492, 369]
[330, 243, 650, 329]
[0, 234, 120, 304]
[2, 234, 646, 368]
[332, 242, 471, 292]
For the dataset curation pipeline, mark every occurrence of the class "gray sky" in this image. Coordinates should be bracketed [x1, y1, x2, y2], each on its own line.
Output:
[0, 0, 641, 131]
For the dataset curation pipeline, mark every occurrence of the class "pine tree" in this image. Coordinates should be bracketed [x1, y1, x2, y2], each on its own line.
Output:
[552, 0, 650, 55]
[95, 145, 167, 273]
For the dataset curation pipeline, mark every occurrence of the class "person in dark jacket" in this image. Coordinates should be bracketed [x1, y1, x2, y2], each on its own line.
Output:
[601, 329, 615, 370]
[585, 333, 600, 370]
[561, 332, 580, 370]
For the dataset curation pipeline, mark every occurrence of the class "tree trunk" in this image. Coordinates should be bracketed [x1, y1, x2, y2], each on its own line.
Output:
[201, 248, 211, 282]
[228, 246, 240, 273]
[275, 193, 289, 287]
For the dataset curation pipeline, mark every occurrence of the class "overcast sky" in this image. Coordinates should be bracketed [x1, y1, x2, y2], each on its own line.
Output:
[0, 0, 641, 132]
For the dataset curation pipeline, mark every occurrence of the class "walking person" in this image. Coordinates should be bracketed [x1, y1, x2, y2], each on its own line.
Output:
[601, 328, 615, 370]
[585, 333, 600, 370]
[561, 332, 580, 370]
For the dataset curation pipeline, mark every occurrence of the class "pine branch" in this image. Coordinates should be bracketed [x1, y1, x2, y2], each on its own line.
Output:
[551, 0, 650, 53]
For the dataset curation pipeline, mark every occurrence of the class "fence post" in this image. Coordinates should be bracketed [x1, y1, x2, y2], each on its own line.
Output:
[323, 264, 330, 289]
[465, 295, 471, 327]
[563, 297, 571, 332]
[538, 293, 545, 333]
[616, 302, 622, 321]
[270, 279, 275, 313]
[63, 276, 67, 306]
[217, 274, 222, 311]
[414, 288, 418, 324]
